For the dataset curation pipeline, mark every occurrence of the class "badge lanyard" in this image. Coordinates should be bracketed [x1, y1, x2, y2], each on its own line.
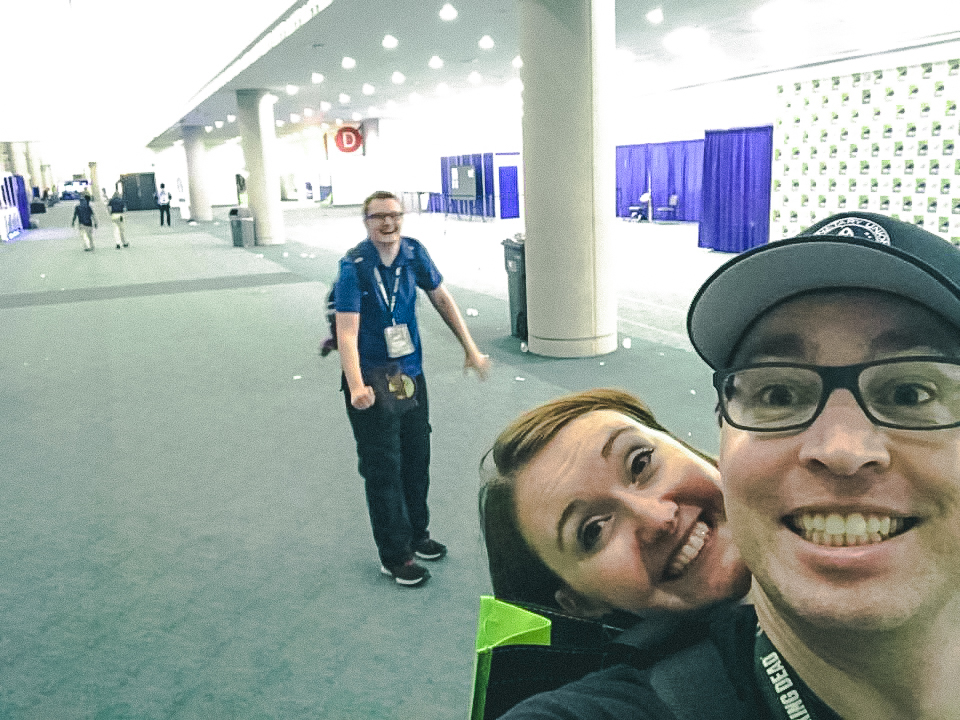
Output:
[754, 627, 832, 720]
[373, 265, 401, 325]
[374, 264, 415, 359]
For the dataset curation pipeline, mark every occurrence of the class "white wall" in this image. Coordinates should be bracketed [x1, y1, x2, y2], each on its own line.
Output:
[149, 138, 246, 210]
[613, 40, 960, 146]
[204, 140, 246, 206]
[150, 145, 188, 206]
[277, 129, 329, 201]
[326, 130, 381, 205]
[299, 83, 525, 203]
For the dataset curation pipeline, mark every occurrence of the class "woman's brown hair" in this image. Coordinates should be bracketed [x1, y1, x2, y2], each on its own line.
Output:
[479, 388, 715, 610]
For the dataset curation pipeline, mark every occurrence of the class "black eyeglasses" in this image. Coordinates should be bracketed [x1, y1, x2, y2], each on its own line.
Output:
[365, 212, 403, 222]
[713, 356, 960, 432]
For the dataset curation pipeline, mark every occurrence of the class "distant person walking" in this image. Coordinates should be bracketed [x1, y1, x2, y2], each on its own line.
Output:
[156, 183, 172, 226]
[71, 194, 98, 251]
[108, 191, 129, 249]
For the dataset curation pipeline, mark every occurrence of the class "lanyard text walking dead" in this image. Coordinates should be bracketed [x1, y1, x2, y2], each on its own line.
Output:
[754, 627, 835, 720]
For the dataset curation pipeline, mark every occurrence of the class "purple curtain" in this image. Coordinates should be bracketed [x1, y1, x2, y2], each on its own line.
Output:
[439, 156, 452, 213]
[679, 142, 705, 221]
[482, 152, 495, 216]
[14, 175, 30, 228]
[616, 141, 703, 221]
[699, 126, 773, 252]
[616, 145, 650, 217]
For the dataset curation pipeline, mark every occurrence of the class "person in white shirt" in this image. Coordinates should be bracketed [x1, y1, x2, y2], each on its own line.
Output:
[156, 183, 172, 227]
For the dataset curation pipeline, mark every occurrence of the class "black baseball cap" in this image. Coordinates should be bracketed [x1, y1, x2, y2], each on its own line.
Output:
[687, 212, 960, 369]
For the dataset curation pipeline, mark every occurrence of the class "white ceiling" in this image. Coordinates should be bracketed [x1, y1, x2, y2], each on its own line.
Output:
[149, 0, 960, 150]
[5, 0, 960, 165]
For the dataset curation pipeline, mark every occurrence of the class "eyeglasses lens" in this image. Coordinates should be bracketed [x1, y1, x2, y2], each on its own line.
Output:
[367, 212, 403, 222]
[719, 359, 960, 431]
[860, 360, 960, 428]
[721, 366, 821, 430]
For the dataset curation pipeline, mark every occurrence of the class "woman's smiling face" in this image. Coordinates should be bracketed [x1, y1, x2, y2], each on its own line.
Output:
[513, 410, 750, 616]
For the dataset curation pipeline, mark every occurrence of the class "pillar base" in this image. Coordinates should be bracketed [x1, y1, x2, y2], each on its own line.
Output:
[528, 333, 617, 358]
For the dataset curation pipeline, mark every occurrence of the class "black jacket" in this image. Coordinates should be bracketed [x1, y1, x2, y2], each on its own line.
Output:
[499, 602, 841, 720]
[73, 202, 94, 227]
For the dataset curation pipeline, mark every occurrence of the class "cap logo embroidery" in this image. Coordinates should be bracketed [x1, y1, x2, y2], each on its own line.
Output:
[813, 216, 891, 245]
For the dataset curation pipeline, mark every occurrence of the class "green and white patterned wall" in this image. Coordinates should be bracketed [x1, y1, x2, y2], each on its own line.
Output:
[772, 58, 960, 243]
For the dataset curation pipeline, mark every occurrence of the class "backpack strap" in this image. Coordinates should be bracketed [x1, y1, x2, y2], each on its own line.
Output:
[324, 243, 370, 354]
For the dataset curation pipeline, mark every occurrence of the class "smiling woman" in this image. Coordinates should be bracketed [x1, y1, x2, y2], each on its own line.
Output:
[480, 388, 751, 618]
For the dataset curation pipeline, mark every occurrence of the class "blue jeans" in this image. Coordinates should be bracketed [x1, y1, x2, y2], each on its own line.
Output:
[344, 373, 432, 567]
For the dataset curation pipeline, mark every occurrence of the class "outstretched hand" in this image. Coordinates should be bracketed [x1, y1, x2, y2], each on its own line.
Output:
[464, 352, 491, 380]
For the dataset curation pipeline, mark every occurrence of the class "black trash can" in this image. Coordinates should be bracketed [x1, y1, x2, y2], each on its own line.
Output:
[229, 207, 256, 247]
[502, 236, 527, 340]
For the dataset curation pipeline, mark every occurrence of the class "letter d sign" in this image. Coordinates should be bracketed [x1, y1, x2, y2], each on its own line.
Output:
[335, 127, 362, 153]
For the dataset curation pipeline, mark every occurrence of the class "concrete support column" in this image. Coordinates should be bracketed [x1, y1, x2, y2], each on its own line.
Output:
[519, 0, 617, 357]
[235, 89, 285, 244]
[11, 143, 30, 183]
[182, 126, 214, 222]
[361, 118, 379, 156]
[88, 161, 100, 201]
[25, 143, 42, 194]
[40, 164, 53, 194]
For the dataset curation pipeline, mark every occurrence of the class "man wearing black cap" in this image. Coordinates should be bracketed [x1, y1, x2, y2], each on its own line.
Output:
[500, 212, 960, 719]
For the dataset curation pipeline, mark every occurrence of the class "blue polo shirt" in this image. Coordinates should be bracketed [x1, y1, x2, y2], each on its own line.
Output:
[334, 236, 443, 377]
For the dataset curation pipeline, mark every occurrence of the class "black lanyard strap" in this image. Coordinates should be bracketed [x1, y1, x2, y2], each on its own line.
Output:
[754, 627, 836, 720]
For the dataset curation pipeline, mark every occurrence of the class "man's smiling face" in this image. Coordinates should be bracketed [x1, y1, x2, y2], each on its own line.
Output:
[719, 289, 960, 631]
[364, 197, 404, 249]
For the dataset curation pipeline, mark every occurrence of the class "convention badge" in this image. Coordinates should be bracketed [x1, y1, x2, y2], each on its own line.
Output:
[386, 372, 416, 400]
[384, 323, 415, 358]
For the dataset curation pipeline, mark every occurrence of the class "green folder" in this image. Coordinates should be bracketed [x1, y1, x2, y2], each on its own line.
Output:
[470, 595, 553, 720]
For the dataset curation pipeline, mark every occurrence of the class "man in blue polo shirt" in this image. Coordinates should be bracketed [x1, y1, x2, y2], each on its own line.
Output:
[335, 190, 490, 587]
